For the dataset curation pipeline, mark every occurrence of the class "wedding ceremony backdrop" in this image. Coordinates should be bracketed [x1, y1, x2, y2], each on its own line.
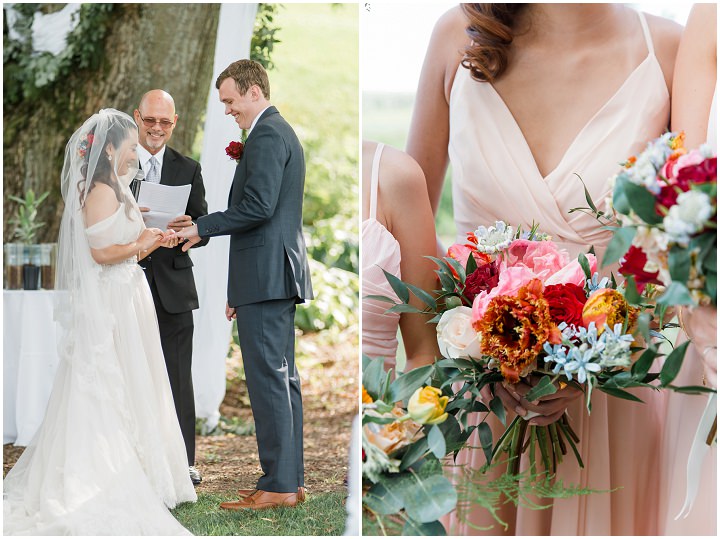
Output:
[3, 3, 358, 535]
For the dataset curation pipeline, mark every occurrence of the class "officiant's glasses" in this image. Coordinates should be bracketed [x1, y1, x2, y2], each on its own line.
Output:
[137, 112, 174, 130]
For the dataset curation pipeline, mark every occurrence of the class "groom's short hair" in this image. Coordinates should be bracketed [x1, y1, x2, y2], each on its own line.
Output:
[216, 59, 270, 100]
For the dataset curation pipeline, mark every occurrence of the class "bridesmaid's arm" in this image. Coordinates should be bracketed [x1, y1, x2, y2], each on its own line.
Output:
[670, 3, 717, 148]
[380, 147, 441, 371]
[406, 6, 466, 216]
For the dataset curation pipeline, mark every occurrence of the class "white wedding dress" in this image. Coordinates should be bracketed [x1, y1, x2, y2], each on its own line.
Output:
[3, 110, 196, 535]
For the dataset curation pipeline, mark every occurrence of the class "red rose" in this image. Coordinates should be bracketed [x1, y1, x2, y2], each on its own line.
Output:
[543, 283, 587, 328]
[677, 157, 716, 186]
[225, 140, 244, 161]
[619, 245, 662, 293]
[464, 261, 500, 303]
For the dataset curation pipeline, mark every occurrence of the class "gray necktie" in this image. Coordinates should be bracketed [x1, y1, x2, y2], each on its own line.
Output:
[146, 156, 161, 184]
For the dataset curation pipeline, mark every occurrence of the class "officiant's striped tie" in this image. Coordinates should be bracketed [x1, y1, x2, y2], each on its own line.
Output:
[146, 156, 161, 183]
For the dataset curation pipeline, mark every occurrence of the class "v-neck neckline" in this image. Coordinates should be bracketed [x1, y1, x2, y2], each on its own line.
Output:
[484, 52, 653, 182]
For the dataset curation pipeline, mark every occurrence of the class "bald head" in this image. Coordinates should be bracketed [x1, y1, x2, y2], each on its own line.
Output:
[134, 89, 178, 154]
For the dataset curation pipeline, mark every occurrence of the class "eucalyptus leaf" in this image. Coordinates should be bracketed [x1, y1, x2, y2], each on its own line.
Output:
[400, 438, 430, 471]
[403, 474, 458, 523]
[362, 356, 386, 400]
[631, 347, 658, 380]
[598, 386, 645, 403]
[428, 425, 447, 459]
[405, 282, 438, 310]
[363, 480, 405, 515]
[465, 252, 478, 275]
[402, 519, 447, 536]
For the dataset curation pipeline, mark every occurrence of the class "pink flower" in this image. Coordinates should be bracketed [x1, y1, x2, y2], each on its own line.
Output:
[545, 254, 597, 286]
[471, 265, 537, 328]
[447, 243, 490, 269]
[501, 239, 569, 281]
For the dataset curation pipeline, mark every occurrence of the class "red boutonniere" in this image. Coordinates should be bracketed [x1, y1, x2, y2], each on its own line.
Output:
[225, 140, 244, 163]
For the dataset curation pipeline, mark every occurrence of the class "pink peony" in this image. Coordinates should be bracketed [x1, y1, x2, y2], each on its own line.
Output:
[545, 254, 597, 286]
[501, 240, 569, 281]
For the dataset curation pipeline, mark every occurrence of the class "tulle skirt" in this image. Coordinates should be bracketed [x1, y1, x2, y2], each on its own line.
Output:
[3, 260, 196, 535]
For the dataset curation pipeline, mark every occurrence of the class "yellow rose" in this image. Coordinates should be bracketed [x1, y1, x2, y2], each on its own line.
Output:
[582, 288, 633, 335]
[361, 385, 373, 404]
[407, 386, 449, 425]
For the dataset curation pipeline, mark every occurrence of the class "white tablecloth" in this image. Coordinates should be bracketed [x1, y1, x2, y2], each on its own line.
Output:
[3, 290, 63, 446]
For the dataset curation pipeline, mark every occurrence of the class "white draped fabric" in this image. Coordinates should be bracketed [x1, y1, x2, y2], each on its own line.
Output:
[3, 291, 63, 446]
[190, 3, 258, 430]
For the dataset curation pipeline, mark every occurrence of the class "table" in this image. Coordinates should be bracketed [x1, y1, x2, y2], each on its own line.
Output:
[3, 290, 64, 446]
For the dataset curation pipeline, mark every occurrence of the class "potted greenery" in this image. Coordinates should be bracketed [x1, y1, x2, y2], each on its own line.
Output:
[7, 189, 49, 290]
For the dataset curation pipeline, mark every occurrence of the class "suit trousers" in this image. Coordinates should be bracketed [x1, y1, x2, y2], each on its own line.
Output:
[149, 279, 196, 466]
[235, 297, 304, 493]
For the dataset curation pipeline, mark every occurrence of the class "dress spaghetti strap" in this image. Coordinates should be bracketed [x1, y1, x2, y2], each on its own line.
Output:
[637, 11, 655, 56]
[369, 143, 385, 220]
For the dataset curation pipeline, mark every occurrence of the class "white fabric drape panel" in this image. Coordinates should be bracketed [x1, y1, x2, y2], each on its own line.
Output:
[190, 3, 258, 430]
[3, 291, 63, 446]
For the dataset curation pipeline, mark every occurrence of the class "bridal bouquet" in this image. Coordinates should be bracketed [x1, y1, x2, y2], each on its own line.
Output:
[603, 132, 716, 307]
[373, 221, 695, 486]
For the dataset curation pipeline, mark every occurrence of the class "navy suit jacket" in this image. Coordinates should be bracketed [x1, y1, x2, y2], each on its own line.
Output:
[197, 106, 313, 306]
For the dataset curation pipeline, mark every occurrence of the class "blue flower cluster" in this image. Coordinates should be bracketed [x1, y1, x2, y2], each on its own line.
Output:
[542, 322, 634, 384]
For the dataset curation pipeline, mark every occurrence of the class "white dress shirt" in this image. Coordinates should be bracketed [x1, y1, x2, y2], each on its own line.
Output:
[137, 144, 167, 175]
[248, 105, 272, 136]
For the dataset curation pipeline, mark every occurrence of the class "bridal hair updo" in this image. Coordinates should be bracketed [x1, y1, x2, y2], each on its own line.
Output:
[78, 113, 137, 218]
[215, 59, 271, 99]
[461, 3, 528, 83]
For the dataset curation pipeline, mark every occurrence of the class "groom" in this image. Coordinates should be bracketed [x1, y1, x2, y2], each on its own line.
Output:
[177, 59, 313, 510]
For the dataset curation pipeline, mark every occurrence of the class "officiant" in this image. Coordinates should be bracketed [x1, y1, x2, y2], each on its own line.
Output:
[133, 89, 209, 486]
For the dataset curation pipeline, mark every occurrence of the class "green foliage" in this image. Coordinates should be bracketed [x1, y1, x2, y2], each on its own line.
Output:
[8, 189, 50, 243]
[250, 4, 282, 70]
[3, 4, 116, 106]
[171, 491, 347, 536]
[195, 415, 255, 437]
[295, 258, 358, 333]
[305, 214, 358, 274]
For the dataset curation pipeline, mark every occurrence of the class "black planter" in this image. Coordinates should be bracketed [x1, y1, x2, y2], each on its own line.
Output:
[23, 264, 40, 290]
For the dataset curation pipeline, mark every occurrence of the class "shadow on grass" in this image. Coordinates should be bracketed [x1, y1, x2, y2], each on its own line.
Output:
[171, 491, 347, 536]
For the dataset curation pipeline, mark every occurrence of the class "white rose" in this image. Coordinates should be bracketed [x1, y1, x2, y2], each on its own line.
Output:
[663, 190, 712, 244]
[436, 306, 482, 359]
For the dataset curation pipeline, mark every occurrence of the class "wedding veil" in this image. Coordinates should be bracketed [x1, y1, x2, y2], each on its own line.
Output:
[54, 109, 141, 364]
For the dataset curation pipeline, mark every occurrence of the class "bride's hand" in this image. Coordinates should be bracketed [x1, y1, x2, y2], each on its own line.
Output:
[493, 375, 583, 426]
[138, 228, 164, 251]
[159, 229, 180, 248]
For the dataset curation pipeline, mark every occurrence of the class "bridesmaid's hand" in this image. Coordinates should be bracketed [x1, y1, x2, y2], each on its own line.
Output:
[493, 375, 583, 426]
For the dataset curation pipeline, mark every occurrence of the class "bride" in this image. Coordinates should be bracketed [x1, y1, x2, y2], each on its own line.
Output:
[3, 109, 197, 535]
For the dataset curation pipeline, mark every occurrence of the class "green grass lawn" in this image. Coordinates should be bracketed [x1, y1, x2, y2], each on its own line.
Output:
[172, 492, 347, 536]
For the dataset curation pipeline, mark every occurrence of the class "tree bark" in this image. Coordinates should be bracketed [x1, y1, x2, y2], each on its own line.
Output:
[3, 3, 220, 243]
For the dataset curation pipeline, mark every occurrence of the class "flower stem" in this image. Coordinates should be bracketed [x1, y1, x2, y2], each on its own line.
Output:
[536, 426, 552, 475]
[549, 422, 563, 468]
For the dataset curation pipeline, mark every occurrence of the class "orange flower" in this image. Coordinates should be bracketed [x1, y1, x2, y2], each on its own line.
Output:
[582, 288, 635, 334]
[623, 155, 637, 168]
[477, 279, 562, 383]
[361, 385, 373, 404]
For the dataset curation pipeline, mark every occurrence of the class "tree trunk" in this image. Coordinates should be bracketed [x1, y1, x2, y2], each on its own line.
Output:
[3, 3, 220, 243]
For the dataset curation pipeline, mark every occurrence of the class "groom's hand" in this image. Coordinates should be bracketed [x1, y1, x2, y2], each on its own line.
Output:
[225, 302, 237, 321]
[175, 223, 201, 252]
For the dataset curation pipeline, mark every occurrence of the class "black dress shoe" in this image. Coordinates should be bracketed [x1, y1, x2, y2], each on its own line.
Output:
[189, 466, 202, 485]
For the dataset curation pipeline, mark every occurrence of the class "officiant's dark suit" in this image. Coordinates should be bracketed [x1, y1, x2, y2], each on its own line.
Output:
[197, 96, 313, 494]
[133, 91, 209, 476]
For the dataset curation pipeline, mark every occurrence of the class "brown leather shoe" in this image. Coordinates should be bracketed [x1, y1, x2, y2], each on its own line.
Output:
[237, 487, 306, 503]
[220, 489, 298, 511]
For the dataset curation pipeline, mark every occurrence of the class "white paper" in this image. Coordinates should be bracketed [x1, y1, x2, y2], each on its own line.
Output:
[136, 182, 192, 230]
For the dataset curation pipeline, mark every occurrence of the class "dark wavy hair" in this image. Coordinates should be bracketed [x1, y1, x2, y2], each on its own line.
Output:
[78, 115, 137, 219]
[461, 3, 528, 83]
